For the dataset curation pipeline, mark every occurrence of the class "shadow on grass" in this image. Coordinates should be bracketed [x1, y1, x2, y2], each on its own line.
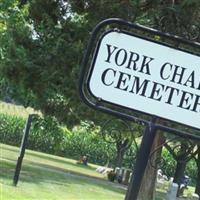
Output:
[3, 156, 101, 182]
[2, 144, 96, 171]
[0, 159, 126, 196]
[26, 151, 96, 170]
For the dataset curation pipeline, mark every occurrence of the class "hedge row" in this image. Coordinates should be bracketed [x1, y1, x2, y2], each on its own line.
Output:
[0, 114, 25, 146]
[0, 114, 116, 165]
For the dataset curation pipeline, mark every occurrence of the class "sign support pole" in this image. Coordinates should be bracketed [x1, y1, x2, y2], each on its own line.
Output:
[13, 114, 33, 186]
[125, 117, 157, 200]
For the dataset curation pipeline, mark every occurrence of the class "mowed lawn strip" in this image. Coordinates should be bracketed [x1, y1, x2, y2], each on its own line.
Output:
[0, 143, 126, 200]
[1, 143, 105, 179]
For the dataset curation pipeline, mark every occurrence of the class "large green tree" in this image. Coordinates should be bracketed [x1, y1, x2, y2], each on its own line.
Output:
[0, 0, 138, 125]
[0, 0, 87, 125]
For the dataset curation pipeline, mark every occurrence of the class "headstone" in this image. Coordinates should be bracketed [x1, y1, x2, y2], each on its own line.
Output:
[166, 183, 178, 200]
[115, 167, 120, 176]
[121, 168, 125, 179]
[123, 169, 132, 185]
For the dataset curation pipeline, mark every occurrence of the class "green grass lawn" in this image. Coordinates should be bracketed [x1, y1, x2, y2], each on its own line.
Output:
[0, 145, 196, 200]
[0, 143, 126, 200]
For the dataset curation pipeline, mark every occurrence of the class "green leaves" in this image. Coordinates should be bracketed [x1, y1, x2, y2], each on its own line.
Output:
[181, 0, 200, 7]
[1, 0, 200, 128]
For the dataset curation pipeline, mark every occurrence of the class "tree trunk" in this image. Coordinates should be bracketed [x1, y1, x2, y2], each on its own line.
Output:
[116, 148, 126, 168]
[173, 161, 186, 185]
[137, 132, 164, 200]
[115, 139, 130, 168]
[195, 145, 200, 196]
[173, 160, 187, 197]
[173, 143, 188, 197]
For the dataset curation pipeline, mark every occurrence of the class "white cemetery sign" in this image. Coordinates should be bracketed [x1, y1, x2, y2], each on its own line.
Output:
[88, 30, 200, 129]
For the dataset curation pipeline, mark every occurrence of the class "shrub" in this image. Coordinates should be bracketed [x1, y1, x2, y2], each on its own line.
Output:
[186, 159, 197, 186]
[0, 114, 25, 146]
[28, 116, 64, 154]
[160, 148, 176, 178]
[59, 121, 116, 165]
[0, 113, 63, 154]
[107, 170, 116, 182]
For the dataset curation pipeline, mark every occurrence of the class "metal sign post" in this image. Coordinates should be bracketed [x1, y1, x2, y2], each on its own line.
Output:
[125, 117, 157, 200]
[13, 114, 33, 186]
